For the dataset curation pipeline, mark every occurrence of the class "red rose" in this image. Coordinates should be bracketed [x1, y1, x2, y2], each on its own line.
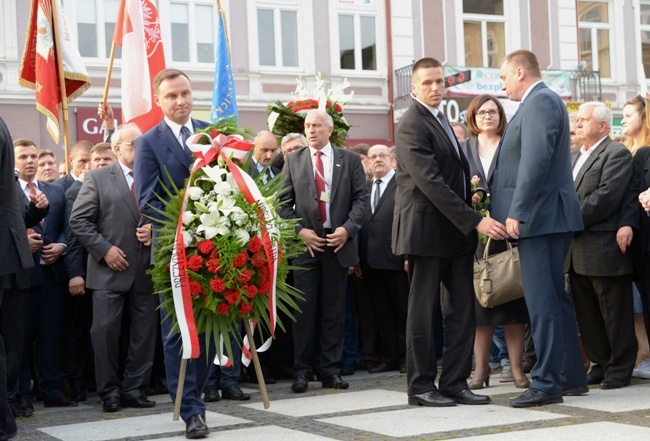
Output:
[209, 277, 225, 293]
[217, 303, 230, 315]
[238, 269, 252, 284]
[309, 99, 318, 107]
[244, 285, 258, 299]
[334, 103, 343, 113]
[189, 280, 203, 297]
[187, 255, 203, 272]
[232, 251, 248, 268]
[251, 252, 266, 268]
[224, 290, 240, 305]
[239, 302, 253, 315]
[206, 258, 221, 273]
[196, 240, 214, 256]
[248, 236, 263, 253]
[259, 280, 271, 295]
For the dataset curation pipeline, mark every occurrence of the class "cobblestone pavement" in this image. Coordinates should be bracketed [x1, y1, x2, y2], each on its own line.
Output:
[12, 370, 650, 440]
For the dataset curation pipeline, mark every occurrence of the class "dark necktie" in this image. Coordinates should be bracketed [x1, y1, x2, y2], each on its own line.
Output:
[27, 182, 45, 229]
[314, 151, 327, 224]
[436, 111, 460, 158]
[180, 126, 193, 161]
[129, 171, 139, 215]
[372, 179, 382, 213]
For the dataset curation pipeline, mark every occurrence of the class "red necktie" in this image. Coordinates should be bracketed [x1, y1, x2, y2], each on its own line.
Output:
[314, 151, 327, 224]
[129, 171, 139, 216]
[27, 182, 45, 229]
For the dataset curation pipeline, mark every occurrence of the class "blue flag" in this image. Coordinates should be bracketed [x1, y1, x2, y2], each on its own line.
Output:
[211, 10, 237, 123]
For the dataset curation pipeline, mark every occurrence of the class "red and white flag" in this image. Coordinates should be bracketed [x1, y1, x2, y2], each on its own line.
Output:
[113, 0, 166, 132]
[19, 0, 90, 144]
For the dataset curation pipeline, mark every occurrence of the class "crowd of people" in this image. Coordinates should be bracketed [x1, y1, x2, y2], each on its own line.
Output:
[1, 48, 650, 439]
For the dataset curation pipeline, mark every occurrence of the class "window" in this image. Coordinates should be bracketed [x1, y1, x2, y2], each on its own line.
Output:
[462, 0, 506, 68]
[256, 5, 299, 68]
[337, 2, 378, 71]
[168, 1, 215, 64]
[75, 0, 121, 59]
[641, 2, 650, 77]
[578, 1, 611, 78]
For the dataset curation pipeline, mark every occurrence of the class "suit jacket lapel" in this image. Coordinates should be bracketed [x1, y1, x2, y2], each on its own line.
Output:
[158, 121, 190, 169]
[329, 148, 343, 201]
[110, 163, 139, 220]
[574, 137, 610, 188]
[372, 175, 396, 217]
[300, 148, 317, 197]
[415, 102, 461, 162]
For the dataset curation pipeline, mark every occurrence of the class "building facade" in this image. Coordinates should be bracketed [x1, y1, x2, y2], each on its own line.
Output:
[0, 0, 647, 158]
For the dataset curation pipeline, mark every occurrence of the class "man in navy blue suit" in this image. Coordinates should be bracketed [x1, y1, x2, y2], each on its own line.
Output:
[134, 68, 212, 439]
[491, 49, 587, 407]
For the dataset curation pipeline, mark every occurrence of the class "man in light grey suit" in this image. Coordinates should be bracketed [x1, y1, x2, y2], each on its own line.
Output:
[280, 109, 368, 393]
[491, 50, 586, 407]
[565, 102, 635, 389]
[69, 124, 157, 413]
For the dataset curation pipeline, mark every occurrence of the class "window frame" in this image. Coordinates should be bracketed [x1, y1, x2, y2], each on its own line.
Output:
[577, 0, 613, 79]
[639, 0, 650, 81]
[460, 3, 508, 68]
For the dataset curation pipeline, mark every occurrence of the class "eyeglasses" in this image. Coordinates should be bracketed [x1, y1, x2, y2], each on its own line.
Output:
[368, 153, 391, 161]
[476, 109, 499, 118]
[121, 141, 135, 146]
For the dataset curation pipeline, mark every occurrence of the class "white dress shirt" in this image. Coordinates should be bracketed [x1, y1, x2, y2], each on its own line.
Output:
[309, 143, 334, 228]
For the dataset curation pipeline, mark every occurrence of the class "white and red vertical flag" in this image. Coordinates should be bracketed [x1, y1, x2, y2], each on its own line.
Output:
[19, 0, 90, 143]
[113, 0, 166, 132]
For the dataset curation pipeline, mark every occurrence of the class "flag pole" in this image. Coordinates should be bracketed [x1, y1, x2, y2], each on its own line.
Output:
[50, 0, 71, 168]
[102, 40, 118, 108]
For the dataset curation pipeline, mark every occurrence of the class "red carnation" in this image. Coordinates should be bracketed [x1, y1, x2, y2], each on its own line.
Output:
[309, 99, 318, 107]
[238, 269, 252, 284]
[217, 303, 230, 315]
[196, 240, 214, 256]
[251, 252, 266, 268]
[210, 248, 219, 259]
[244, 285, 258, 299]
[239, 302, 253, 315]
[206, 258, 221, 273]
[209, 277, 225, 293]
[187, 255, 203, 272]
[232, 251, 248, 268]
[224, 290, 240, 305]
[334, 103, 343, 113]
[189, 280, 203, 297]
[260, 280, 271, 295]
[248, 236, 263, 253]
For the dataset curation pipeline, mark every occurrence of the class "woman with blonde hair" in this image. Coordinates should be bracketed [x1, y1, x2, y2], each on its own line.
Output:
[460, 94, 530, 390]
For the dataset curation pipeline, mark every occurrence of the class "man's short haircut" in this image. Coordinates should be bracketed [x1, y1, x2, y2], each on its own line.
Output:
[349, 143, 370, 156]
[13, 138, 36, 148]
[281, 132, 307, 147]
[412, 57, 443, 74]
[153, 68, 190, 93]
[110, 123, 142, 148]
[502, 49, 541, 78]
[70, 139, 93, 158]
[305, 109, 333, 128]
[37, 149, 56, 160]
[580, 101, 613, 131]
[91, 142, 114, 156]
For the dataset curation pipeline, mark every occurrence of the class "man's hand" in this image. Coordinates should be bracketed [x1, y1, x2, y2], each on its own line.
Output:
[617, 226, 633, 254]
[27, 230, 43, 253]
[29, 190, 48, 209]
[41, 243, 66, 264]
[326, 227, 350, 253]
[476, 217, 508, 240]
[104, 245, 129, 271]
[640, 188, 650, 212]
[97, 102, 115, 131]
[350, 265, 362, 279]
[505, 218, 521, 239]
[136, 223, 152, 246]
[69, 276, 86, 296]
[298, 228, 327, 257]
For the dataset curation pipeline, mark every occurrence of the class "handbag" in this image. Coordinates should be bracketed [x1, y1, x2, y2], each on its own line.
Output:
[473, 238, 524, 308]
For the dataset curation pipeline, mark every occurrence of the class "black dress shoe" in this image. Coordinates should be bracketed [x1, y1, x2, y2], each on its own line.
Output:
[447, 388, 491, 405]
[586, 373, 604, 385]
[70, 386, 87, 402]
[203, 386, 221, 402]
[17, 397, 34, 417]
[563, 385, 589, 396]
[321, 374, 349, 389]
[122, 395, 156, 408]
[368, 363, 398, 374]
[408, 390, 456, 407]
[44, 394, 78, 408]
[102, 396, 121, 413]
[185, 414, 209, 439]
[339, 365, 355, 376]
[600, 378, 629, 389]
[291, 375, 309, 393]
[510, 388, 563, 408]
[221, 384, 251, 401]
[399, 363, 407, 374]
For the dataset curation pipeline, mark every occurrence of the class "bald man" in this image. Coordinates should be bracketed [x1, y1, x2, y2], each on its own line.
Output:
[249, 130, 280, 182]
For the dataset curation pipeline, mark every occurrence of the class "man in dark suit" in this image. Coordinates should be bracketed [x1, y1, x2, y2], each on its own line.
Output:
[248, 130, 280, 182]
[134, 68, 211, 439]
[13, 139, 76, 410]
[392, 57, 507, 408]
[565, 102, 635, 389]
[280, 109, 368, 393]
[70, 124, 158, 413]
[54, 140, 93, 191]
[491, 49, 586, 407]
[359, 144, 408, 374]
[0, 117, 43, 439]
